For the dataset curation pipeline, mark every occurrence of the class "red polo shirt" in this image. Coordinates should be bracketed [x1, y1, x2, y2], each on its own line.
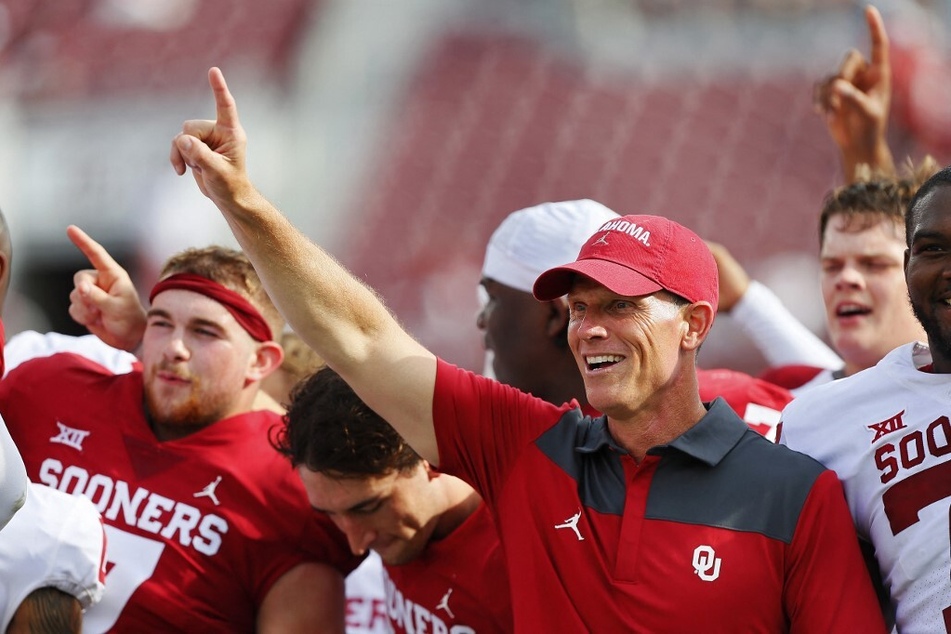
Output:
[432, 360, 885, 632]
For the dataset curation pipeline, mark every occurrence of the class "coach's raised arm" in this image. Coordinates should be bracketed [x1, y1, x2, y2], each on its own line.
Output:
[172, 66, 887, 633]
[170, 67, 440, 463]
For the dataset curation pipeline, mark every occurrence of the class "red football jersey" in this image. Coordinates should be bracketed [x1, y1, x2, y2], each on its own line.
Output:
[0, 353, 358, 633]
[383, 502, 511, 633]
[697, 367, 794, 440]
[759, 364, 837, 396]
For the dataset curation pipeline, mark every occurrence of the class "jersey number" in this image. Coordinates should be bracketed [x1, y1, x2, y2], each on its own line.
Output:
[81, 527, 165, 633]
[881, 460, 951, 631]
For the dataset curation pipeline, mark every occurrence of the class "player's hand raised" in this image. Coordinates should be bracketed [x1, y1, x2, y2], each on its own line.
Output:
[67, 224, 146, 352]
[813, 5, 895, 180]
[170, 67, 254, 207]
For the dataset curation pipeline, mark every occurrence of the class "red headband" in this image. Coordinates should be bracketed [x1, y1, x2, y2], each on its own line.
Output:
[149, 273, 274, 342]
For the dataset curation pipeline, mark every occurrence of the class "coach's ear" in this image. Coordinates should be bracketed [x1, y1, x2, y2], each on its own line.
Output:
[681, 301, 715, 351]
[246, 341, 285, 385]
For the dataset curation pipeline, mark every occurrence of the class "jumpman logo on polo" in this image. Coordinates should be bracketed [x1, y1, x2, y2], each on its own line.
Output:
[193, 475, 223, 506]
[435, 588, 455, 619]
[50, 422, 91, 451]
[592, 234, 610, 246]
[554, 510, 585, 541]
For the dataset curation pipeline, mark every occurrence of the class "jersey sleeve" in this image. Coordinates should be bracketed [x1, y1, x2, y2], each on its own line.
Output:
[731, 281, 842, 369]
[759, 364, 828, 392]
[3, 331, 137, 377]
[0, 414, 27, 532]
[431, 359, 573, 506]
[783, 469, 887, 633]
[0, 484, 106, 631]
[234, 466, 361, 606]
[697, 369, 793, 440]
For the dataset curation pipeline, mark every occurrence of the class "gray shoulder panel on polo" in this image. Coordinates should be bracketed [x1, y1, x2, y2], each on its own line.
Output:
[646, 430, 826, 543]
[534, 409, 626, 516]
[533, 399, 827, 542]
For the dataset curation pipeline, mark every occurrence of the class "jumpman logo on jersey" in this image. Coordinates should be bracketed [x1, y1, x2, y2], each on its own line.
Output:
[435, 588, 455, 619]
[50, 422, 91, 451]
[592, 234, 610, 247]
[554, 510, 585, 541]
[193, 476, 223, 506]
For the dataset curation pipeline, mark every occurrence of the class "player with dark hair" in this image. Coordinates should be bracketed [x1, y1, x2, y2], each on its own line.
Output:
[275, 367, 510, 633]
[168, 66, 886, 631]
[780, 163, 951, 633]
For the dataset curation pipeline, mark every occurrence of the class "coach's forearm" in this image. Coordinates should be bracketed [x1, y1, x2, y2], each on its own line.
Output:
[218, 189, 385, 364]
[211, 188, 441, 462]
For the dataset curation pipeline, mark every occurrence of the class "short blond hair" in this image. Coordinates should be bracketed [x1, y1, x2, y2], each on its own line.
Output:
[819, 157, 940, 246]
[159, 246, 285, 339]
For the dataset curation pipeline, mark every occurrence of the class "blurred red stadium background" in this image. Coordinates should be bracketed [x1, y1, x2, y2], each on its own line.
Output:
[0, 0, 947, 375]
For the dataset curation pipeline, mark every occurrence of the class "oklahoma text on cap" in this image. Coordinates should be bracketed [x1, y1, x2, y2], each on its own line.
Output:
[532, 214, 719, 311]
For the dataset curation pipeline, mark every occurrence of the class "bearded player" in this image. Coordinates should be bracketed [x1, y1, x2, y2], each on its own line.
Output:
[0, 236, 358, 632]
[780, 165, 951, 632]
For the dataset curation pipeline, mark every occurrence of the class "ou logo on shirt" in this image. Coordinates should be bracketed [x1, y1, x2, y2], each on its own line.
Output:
[692, 545, 721, 582]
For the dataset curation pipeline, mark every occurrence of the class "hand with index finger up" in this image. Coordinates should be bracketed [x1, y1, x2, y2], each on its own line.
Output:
[66, 224, 147, 353]
[170, 67, 254, 207]
[813, 5, 895, 181]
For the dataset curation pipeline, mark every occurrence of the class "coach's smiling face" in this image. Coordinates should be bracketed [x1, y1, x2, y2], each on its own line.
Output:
[566, 278, 697, 422]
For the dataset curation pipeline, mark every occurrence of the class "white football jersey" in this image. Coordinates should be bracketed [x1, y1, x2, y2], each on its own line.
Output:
[0, 415, 27, 532]
[344, 552, 387, 634]
[789, 367, 836, 397]
[781, 342, 951, 634]
[0, 483, 106, 630]
[4, 330, 137, 376]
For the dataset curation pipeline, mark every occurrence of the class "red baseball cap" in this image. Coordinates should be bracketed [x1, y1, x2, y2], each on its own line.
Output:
[532, 214, 719, 310]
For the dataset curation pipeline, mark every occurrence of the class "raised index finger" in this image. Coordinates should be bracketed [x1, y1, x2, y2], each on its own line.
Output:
[66, 225, 122, 275]
[866, 5, 890, 70]
[208, 67, 240, 128]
